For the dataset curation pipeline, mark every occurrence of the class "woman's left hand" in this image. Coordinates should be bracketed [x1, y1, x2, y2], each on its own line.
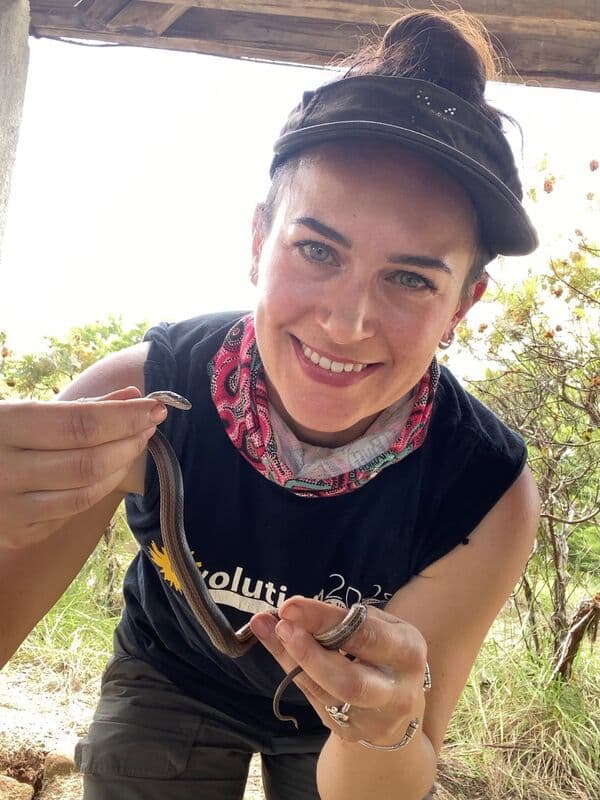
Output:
[250, 596, 428, 745]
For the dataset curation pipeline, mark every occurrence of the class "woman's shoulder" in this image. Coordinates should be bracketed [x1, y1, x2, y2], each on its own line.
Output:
[408, 365, 532, 579]
[60, 341, 150, 402]
[141, 310, 248, 399]
[145, 310, 248, 357]
[61, 311, 246, 402]
[433, 364, 525, 459]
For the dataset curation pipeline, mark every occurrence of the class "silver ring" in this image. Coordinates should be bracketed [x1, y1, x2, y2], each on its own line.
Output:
[423, 661, 432, 692]
[325, 702, 352, 727]
[358, 717, 420, 751]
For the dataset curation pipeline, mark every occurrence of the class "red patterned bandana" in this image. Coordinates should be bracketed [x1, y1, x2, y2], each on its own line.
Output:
[208, 314, 438, 497]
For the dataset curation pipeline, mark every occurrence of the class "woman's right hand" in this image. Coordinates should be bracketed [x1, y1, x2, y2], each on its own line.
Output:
[0, 387, 167, 550]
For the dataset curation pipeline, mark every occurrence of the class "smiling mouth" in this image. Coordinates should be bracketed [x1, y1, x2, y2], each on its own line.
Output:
[299, 340, 369, 374]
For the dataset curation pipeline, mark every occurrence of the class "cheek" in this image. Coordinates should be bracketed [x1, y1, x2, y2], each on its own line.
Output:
[254, 266, 299, 358]
[379, 298, 450, 344]
[257, 254, 316, 319]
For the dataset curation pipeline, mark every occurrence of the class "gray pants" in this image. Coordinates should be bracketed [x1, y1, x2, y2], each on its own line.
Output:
[75, 649, 327, 800]
[75, 646, 437, 799]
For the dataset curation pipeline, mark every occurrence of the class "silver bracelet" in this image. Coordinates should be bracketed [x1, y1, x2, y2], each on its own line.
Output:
[357, 660, 430, 751]
[358, 717, 420, 752]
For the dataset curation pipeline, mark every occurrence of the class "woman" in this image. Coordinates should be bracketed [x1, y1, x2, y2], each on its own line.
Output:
[0, 10, 540, 800]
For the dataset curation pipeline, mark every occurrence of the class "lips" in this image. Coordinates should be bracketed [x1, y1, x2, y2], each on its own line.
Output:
[290, 335, 378, 387]
[300, 341, 367, 373]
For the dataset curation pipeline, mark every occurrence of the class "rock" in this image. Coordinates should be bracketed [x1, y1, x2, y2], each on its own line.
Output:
[37, 747, 82, 800]
[42, 752, 75, 780]
[0, 774, 34, 800]
[42, 678, 61, 693]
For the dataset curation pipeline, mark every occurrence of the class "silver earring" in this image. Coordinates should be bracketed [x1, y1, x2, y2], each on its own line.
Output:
[439, 330, 455, 349]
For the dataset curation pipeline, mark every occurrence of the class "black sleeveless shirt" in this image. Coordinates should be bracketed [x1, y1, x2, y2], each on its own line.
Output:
[121, 311, 526, 735]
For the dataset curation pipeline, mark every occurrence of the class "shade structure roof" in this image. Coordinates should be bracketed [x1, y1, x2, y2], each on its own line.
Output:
[29, 1, 600, 92]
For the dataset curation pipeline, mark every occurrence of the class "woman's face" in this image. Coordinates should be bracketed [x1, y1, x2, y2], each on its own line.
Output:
[252, 144, 486, 446]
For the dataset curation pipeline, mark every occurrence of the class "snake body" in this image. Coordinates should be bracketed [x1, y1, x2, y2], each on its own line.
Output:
[145, 390, 364, 726]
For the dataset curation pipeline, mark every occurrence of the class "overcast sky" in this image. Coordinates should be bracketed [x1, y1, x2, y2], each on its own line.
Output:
[1, 38, 599, 357]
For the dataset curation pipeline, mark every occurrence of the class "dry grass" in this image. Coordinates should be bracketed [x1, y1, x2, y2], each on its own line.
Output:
[441, 628, 599, 800]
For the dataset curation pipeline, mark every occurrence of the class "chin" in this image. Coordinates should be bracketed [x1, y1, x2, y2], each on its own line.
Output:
[286, 401, 350, 429]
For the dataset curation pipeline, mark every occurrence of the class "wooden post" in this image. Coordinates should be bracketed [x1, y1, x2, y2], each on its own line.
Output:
[0, 0, 30, 261]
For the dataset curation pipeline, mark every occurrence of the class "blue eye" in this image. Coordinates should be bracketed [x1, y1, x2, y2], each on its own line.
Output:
[298, 241, 335, 263]
[390, 271, 436, 291]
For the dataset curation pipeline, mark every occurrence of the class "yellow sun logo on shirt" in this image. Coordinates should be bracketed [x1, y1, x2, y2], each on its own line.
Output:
[148, 541, 203, 593]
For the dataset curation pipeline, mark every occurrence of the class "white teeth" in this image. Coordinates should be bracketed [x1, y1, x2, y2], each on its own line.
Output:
[301, 342, 366, 373]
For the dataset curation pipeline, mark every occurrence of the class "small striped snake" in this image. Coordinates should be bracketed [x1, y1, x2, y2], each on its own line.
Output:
[145, 391, 366, 727]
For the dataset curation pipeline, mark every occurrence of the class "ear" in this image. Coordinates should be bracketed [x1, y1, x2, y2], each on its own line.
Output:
[443, 272, 489, 340]
[250, 203, 266, 285]
[469, 272, 489, 306]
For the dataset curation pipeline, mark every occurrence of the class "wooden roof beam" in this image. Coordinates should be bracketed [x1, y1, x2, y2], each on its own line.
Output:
[137, 0, 600, 25]
[30, 3, 600, 92]
[107, 1, 188, 36]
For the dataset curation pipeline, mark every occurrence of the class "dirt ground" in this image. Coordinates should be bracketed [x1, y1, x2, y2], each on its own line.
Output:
[0, 662, 265, 799]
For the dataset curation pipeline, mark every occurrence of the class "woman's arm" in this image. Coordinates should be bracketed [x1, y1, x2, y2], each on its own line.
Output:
[0, 344, 154, 666]
[252, 466, 540, 800]
[387, 465, 540, 755]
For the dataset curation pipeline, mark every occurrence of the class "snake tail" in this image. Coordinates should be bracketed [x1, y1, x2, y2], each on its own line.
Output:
[272, 665, 303, 728]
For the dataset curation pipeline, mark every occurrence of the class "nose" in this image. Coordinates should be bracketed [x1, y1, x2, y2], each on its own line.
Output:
[315, 276, 376, 345]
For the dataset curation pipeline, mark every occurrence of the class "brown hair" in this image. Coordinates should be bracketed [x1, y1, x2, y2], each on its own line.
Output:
[261, 10, 509, 290]
[341, 10, 503, 126]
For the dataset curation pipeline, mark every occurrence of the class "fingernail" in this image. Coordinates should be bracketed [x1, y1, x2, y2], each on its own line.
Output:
[150, 404, 167, 423]
[276, 621, 293, 642]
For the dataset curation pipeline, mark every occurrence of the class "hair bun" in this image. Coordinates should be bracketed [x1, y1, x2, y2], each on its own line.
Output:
[348, 10, 499, 107]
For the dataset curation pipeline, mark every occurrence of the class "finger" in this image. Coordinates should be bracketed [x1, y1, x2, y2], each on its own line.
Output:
[250, 614, 408, 741]
[279, 597, 427, 673]
[252, 603, 396, 704]
[4, 427, 155, 493]
[0, 396, 167, 450]
[250, 614, 356, 731]
[298, 684, 366, 741]
[3, 458, 141, 527]
[273, 623, 422, 743]
[273, 620, 394, 710]
[70, 386, 143, 403]
[250, 613, 293, 666]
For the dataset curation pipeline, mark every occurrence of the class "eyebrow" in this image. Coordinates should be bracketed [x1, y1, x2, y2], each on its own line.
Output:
[291, 216, 452, 274]
[387, 253, 452, 274]
[292, 216, 352, 248]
